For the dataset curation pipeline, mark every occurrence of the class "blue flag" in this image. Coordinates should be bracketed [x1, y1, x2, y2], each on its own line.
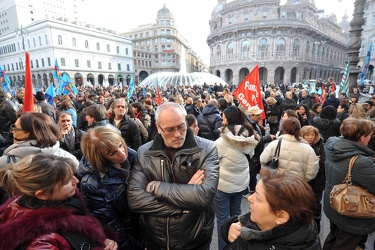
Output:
[358, 42, 372, 84]
[127, 77, 135, 100]
[45, 83, 56, 104]
[0, 66, 11, 92]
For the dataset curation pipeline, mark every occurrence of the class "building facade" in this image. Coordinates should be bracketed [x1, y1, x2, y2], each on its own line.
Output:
[120, 5, 208, 84]
[207, 0, 349, 86]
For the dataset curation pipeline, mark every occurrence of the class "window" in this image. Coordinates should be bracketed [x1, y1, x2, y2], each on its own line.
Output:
[166, 20, 170, 26]
[30, 60, 33, 68]
[39, 36, 42, 46]
[87, 60, 91, 68]
[154, 30, 158, 36]
[127, 64, 130, 71]
[107, 44, 110, 52]
[228, 17, 232, 24]
[126, 48, 128, 55]
[276, 38, 286, 58]
[58, 35, 62, 45]
[263, 11, 268, 19]
[226, 42, 234, 60]
[146, 32, 149, 37]
[108, 62, 112, 69]
[47, 57, 51, 66]
[11, 63, 14, 70]
[61, 58, 66, 66]
[45, 35, 48, 45]
[33, 38, 36, 47]
[85, 40, 89, 49]
[161, 29, 165, 34]
[96, 42, 100, 51]
[135, 34, 138, 39]
[74, 59, 79, 67]
[41, 58, 45, 67]
[258, 38, 268, 59]
[28, 39, 30, 49]
[72, 38, 76, 47]
[116, 46, 119, 54]
[36, 59, 39, 68]
[241, 40, 250, 59]
[16, 63, 18, 70]
[281, 10, 286, 18]
[118, 63, 121, 70]
[140, 33, 143, 38]
[160, 20, 165, 26]
[292, 39, 300, 58]
[98, 61, 102, 69]
[217, 45, 221, 61]
[244, 13, 249, 21]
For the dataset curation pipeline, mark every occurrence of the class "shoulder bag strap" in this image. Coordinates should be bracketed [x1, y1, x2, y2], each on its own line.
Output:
[344, 155, 360, 184]
[273, 139, 282, 158]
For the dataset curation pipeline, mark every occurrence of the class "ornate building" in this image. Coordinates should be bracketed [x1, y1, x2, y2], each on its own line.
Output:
[120, 5, 208, 84]
[207, 0, 349, 85]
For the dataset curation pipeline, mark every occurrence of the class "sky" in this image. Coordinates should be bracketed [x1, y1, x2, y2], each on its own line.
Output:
[85, 0, 354, 66]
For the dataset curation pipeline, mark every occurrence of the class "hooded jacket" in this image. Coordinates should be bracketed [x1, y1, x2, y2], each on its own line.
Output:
[311, 116, 341, 142]
[198, 104, 222, 140]
[323, 136, 375, 235]
[127, 128, 219, 250]
[0, 89, 17, 134]
[215, 125, 259, 193]
[221, 211, 320, 250]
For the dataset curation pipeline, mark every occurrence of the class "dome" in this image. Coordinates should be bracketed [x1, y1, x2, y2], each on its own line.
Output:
[157, 4, 173, 19]
[211, 0, 225, 19]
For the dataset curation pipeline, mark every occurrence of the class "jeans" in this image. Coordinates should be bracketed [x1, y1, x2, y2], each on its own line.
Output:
[214, 189, 246, 250]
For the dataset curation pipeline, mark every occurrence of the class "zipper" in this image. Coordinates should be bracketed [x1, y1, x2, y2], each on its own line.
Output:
[166, 217, 170, 250]
[161, 159, 165, 180]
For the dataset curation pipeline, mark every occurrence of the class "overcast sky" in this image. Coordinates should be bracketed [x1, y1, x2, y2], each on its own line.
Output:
[85, 0, 354, 65]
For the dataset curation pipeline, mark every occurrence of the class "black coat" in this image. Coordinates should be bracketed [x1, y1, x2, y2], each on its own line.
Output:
[197, 104, 222, 140]
[59, 126, 85, 160]
[221, 212, 320, 250]
[308, 138, 326, 192]
[311, 116, 341, 142]
[108, 115, 141, 151]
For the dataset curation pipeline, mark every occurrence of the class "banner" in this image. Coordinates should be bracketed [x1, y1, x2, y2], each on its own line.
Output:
[23, 52, 34, 112]
[0, 66, 11, 92]
[45, 83, 56, 104]
[127, 77, 135, 100]
[53, 59, 61, 79]
[232, 65, 265, 120]
[340, 59, 350, 97]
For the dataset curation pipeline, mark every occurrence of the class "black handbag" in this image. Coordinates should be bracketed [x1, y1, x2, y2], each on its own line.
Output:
[268, 139, 282, 169]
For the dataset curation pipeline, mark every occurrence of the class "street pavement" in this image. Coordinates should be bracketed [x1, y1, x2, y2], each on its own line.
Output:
[210, 193, 375, 249]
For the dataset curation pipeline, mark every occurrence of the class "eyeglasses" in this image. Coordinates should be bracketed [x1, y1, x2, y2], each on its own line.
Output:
[10, 124, 23, 132]
[158, 123, 187, 135]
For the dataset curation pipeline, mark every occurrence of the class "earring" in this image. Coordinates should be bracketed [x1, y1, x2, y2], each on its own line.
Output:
[276, 221, 280, 225]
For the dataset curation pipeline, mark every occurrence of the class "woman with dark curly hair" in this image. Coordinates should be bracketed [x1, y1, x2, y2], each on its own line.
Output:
[295, 104, 311, 127]
[311, 105, 341, 142]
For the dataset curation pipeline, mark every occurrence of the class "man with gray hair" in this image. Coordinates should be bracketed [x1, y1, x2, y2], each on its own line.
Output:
[128, 102, 219, 250]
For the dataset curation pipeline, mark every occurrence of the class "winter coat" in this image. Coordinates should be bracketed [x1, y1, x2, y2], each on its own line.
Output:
[186, 105, 201, 118]
[323, 137, 375, 235]
[0, 140, 79, 169]
[337, 110, 349, 122]
[127, 128, 219, 250]
[79, 151, 142, 249]
[35, 100, 56, 122]
[87, 120, 121, 133]
[0, 97, 17, 134]
[59, 127, 85, 160]
[307, 138, 326, 192]
[311, 116, 341, 142]
[221, 211, 320, 250]
[198, 104, 223, 141]
[322, 96, 340, 109]
[300, 95, 316, 109]
[0, 194, 107, 250]
[109, 115, 141, 151]
[215, 125, 259, 193]
[281, 98, 297, 112]
[260, 134, 319, 181]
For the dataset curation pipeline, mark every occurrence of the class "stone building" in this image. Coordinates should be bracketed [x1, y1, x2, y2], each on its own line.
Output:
[207, 0, 349, 86]
[120, 4, 208, 84]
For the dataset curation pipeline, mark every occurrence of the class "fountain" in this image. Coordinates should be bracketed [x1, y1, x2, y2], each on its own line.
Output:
[139, 47, 226, 88]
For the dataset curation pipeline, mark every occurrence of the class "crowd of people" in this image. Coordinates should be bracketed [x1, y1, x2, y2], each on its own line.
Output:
[0, 79, 374, 250]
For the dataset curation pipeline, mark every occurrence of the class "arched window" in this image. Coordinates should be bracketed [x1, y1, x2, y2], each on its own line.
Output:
[292, 39, 300, 58]
[217, 45, 221, 61]
[85, 40, 89, 49]
[276, 38, 286, 58]
[96, 42, 100, 51]
[58, 35, 62, 45]
[107, 44, 110, 52]
[258, 38, 268, 59]
[241, 40, 250, 59]
[226, 42, 234, 60]
[72, 38, 76, 47]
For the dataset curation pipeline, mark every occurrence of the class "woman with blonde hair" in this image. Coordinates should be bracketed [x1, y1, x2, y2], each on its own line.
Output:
[301, 125, 326, 232]
[349, 103, 366, 119]
[0, 153, 118, 249]
[79, 126, 142, 249]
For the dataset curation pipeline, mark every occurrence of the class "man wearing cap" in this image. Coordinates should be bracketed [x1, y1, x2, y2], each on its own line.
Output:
[244, 105, 275, 197]
[35, 91, 56, 122]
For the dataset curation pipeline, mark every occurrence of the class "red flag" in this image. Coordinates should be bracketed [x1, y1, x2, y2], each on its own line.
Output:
[157, 85, 161, 106]
[23, 52, 34, 112]
[233, 65, 266, 120]
[321, 86, 325, 103]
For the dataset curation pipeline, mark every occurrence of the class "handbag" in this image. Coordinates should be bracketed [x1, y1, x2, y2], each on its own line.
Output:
[330, 155, 375, 218]
[268, 115, 279, 124]
[268, 139, 282, 169]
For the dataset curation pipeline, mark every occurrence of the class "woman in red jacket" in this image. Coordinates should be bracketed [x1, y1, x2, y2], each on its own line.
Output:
[0, 153, 118, 250]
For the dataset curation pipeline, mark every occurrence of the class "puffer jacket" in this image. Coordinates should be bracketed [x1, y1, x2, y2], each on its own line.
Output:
[79, 150, 142, 249]
[0, 194, 107, 250]
[197, 104, 222, 141]
[127, 129, 219, 250]
[108, 115, 141, 151]
[311, 116, 341, 142]
[260, 134, 319, 181]
[221, 211, 320, 250]
[215, 125, 259, 193]
[0, 96, 17, 134]
[0, 140, 79, 169]
[323, 136, 375, 235]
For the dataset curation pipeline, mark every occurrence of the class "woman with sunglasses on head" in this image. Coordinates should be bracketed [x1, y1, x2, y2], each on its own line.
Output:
[0, 153, 118, 250]
[79, 126, 143, 250]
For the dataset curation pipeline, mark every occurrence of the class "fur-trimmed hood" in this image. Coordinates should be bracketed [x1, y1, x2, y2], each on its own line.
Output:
[218, 125, 259, 155]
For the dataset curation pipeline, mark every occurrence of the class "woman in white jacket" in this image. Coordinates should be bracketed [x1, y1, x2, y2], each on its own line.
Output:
[260, 117, 319, 182]
[214, 106, 259, 250]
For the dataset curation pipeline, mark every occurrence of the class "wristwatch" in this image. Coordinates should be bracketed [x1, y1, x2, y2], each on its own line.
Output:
[149, 181, 159, 195]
